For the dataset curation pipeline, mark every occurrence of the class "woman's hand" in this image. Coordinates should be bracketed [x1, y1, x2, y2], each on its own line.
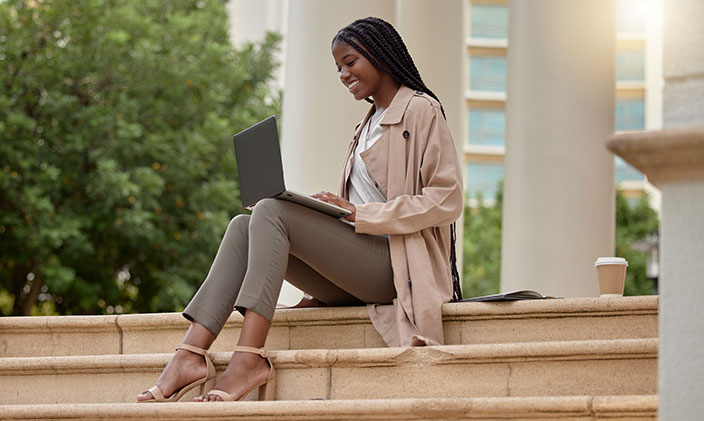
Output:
[311, 192, 356, 222]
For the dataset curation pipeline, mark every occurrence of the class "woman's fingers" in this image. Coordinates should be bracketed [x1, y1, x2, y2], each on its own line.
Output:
[310, 192, 356, 222]
[311, 191, 336, 202]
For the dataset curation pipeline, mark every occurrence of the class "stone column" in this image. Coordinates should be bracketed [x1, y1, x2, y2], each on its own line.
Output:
[278, 1, 397, 304]
[281, 0, 397, 194]
[396, 0, 465, 145]
[227, 0, 289, 90]
[608, 128, 704, 421]
[396, 0, 466, 287]
[662, 0, 704, 128]
[640, 1, 704, 418]
[501, 0, 616, 297]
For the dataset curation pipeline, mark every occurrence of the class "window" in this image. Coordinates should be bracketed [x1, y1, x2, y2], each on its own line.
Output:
[466, 163, 504, 201]
[471, 4, 508, 39]
[617, 49, 645, 81]
[470, 56, 506, 92]
[615, 157, 644, 182]
[469, 109, 505, 146]
[616, 98, 645, 131]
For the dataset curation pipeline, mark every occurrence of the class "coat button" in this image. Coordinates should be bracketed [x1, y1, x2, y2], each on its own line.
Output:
[403, 130, 410, 139]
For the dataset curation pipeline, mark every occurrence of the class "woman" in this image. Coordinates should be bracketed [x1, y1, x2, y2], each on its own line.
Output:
[137, 16, 462, 403]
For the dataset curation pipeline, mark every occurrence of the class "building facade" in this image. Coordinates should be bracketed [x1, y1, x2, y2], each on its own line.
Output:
[464, 0, 663, 209]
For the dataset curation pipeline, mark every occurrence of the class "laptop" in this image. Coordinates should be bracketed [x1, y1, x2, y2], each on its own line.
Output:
[233, 116, 352, 218]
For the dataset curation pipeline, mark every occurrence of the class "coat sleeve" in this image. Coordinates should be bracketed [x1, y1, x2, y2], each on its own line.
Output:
[354, 105, 464, 236]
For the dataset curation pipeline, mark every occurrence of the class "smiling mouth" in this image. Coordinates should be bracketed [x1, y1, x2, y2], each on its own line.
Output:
[346, 80, 360, 91]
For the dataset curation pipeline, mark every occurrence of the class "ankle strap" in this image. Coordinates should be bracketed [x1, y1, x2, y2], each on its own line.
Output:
[234, 345, 269, 358]
[176, 343, 208, 356]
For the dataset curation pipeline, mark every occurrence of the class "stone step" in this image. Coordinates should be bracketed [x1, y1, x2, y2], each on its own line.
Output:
[0, 395, 658, 420]
[0, 296, 658, 357]
[0, 338, 657, 405]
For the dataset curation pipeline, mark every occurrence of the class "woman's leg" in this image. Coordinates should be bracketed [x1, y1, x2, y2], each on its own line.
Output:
[195, 309, 272, 401]
[199, 198, 396, 401]
[136, 321, 215, 401]
[183, 214, 253, 336]
[137, 214, 252, 401]
[233, 198, 395, 321]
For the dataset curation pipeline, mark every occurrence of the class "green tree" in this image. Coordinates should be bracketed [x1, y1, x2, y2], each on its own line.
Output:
[462, 182, 659, 298]
[462, 184, 502, 297]
[0, 0, 281, 315]
[615, 189, 659, 296]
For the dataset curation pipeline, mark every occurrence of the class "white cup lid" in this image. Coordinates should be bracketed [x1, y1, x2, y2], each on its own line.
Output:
[594, 257, 628, 267]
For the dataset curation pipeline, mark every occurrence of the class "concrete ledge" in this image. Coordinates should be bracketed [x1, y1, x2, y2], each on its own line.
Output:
[607, 126, 704, 185]
[0, 338, 658, 374]
[0, 339, 658, 404]
[0, 396, 658, 420]
[0, 315, 121, 357]
[0, 296, 658, 357]
[1, 296, 657, 331]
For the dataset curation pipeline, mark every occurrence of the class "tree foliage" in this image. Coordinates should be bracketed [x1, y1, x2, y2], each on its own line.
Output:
[462, 183, 659, 298]
[615, 189, 659, 296]
[462, 186, 503, 298]
[0, 0, 281, 315]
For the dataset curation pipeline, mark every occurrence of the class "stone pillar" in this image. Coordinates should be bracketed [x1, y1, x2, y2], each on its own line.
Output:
[396, 0, 465, 146]
[501, 0, 616, 297]
[281, 0, 397, 195]
[608, 128, 704, 421]
[396, 0, 466, 286]
[278, 1, 397, 304]
[660, 180, 704, 420]
[652, 1, 704, 418]
[662, 0, 704, 129]
[227, 0, 289, 90]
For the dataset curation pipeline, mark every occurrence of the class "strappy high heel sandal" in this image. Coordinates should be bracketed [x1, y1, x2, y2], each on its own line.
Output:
[204, 346, 276, 401]
[139, 343, 216, 403]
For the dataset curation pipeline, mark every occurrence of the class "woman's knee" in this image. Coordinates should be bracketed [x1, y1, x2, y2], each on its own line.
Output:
[250, 198, 286, 222]
[225, 214, 250, 238]
[253, 197, 280, 213]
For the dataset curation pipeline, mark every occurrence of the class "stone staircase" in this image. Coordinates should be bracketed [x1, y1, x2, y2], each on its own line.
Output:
[0, 296, 658, 419]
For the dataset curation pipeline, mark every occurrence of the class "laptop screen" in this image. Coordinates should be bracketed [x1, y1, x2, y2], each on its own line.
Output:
[233, 116, 286, 208]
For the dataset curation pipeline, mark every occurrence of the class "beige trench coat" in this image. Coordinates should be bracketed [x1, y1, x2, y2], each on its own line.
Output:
[337, 85, 464, 347]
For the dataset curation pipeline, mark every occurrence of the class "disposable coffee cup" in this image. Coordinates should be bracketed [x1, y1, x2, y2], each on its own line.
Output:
[594, 257, 628, 297]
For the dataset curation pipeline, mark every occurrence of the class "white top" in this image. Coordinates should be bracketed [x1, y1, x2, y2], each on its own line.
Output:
[348, 107, 387, 206]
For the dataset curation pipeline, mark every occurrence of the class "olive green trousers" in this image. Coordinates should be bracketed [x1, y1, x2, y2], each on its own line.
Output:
[183, 198, 396, 336]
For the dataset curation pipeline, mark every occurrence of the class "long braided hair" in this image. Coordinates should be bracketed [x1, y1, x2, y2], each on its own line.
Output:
[332, 17, 462, 302]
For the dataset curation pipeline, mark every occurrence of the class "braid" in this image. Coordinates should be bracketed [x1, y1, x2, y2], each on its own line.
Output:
[332, 17, 446, 118]
[332, 17, 460, 301]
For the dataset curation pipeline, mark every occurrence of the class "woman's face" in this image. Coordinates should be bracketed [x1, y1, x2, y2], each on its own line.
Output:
[332, 41, 385, 102]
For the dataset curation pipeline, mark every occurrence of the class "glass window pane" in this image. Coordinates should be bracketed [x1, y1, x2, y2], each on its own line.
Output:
[467, 163, 504, 201]
[469, 109, 505, 146]
[470, 56, 506, 92]
[471, 4, 508, 39]
[617, 49, 645, 81]
[615, 156, 644, 182]
[616, 98, 645, 131]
